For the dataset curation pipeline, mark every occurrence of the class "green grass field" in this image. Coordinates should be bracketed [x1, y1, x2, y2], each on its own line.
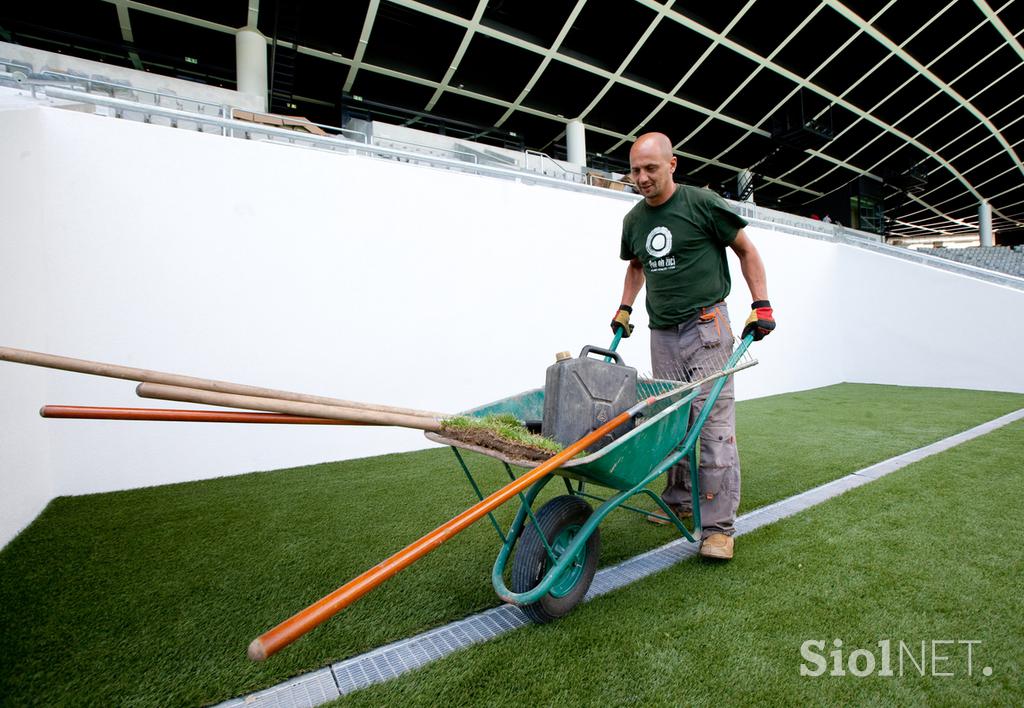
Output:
[0, 383, 1021, 706]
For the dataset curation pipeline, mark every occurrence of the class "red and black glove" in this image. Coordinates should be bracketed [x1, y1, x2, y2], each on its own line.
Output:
[742, 300, 775, 341]
[610, 304, 635, 338]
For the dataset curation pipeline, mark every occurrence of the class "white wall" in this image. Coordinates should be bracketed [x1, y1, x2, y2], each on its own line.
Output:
[837, 245, 1024, 391]
[2, 104, 1023, 547]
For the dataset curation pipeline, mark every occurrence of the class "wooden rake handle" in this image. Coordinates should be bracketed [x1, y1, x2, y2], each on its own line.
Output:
[0, 346, 449, 419]
[39, 406, 373, 425]
[136, 383, 442, 431]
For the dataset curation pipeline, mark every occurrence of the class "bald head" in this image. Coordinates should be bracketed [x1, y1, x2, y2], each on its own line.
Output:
[630, 132, 677, 205]
[631, 132, 673, 161]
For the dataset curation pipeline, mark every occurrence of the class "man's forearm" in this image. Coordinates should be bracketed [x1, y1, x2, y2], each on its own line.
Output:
[739, 252, 768, 302]
[731, 230, 768, 302]
[620, 260, 645, 306]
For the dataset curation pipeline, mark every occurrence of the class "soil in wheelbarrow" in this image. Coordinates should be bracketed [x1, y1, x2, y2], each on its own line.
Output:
[439, 414, 562, 462]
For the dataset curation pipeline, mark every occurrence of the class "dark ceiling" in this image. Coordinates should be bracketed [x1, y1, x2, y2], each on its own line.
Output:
[3, 0, 1023, 241]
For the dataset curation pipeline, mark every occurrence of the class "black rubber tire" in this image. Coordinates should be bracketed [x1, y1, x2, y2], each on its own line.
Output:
[511, 494, 600, 624]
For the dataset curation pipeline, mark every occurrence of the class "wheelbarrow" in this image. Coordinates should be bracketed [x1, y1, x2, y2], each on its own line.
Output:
[246, 332, 757, 659]
[0, 333, 757, 659]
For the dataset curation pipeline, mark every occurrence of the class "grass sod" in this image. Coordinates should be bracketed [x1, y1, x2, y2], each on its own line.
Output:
[0, 383, 1020, 705]
[439, 413, 566, 460]
[336, 419, 1024, 707]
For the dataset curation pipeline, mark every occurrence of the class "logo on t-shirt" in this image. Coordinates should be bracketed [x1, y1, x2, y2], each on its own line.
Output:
[645, 226, 676, 272]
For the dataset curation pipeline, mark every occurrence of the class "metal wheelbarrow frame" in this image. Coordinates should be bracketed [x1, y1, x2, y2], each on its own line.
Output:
[425, 334, 750, 623]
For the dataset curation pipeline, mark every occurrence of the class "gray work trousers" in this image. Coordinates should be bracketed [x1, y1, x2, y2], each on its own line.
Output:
[650, 302, 740, 538]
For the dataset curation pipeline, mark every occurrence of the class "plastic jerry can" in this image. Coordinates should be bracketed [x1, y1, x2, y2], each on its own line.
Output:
[541, 345, 638, 453]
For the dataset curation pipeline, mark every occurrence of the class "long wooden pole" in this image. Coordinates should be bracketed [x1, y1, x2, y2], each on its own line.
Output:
[39, 405, 373, 425]
[136, 383, 443, 431]
[246, 398, 651, 661]
[0, 346, 449, 419]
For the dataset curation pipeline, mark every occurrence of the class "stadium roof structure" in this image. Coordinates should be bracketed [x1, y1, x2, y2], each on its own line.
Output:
[3, 0, 1023, 241]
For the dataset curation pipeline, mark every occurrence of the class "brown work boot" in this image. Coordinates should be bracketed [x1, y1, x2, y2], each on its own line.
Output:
[699, 533, 734, 560]
[645, 506, 692, 525]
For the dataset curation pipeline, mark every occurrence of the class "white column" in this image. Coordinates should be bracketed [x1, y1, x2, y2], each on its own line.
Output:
[236, 27, 268, 112]
[566, 120, 587, 167]
[979, 200, 993, 247]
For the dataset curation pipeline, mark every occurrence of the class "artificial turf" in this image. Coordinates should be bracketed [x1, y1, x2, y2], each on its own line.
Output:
[335, 420, 1024, 707]
[0, 383, 1021, 706]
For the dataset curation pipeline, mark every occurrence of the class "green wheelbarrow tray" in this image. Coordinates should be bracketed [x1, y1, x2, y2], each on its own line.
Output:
[424, 382, 698, 491]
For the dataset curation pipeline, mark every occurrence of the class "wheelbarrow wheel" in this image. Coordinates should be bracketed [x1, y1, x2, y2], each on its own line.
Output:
[511, 494, 600, 624]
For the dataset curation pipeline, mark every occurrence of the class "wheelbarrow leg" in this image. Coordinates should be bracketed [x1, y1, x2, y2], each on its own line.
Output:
[688, 445, 702, 539]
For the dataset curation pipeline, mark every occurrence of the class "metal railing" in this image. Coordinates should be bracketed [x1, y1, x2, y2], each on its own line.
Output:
[371, 136, 478, 164]
[525, 150, 585, 184]
[33, 69, 229, 117]
[735, 202, 1024, 291]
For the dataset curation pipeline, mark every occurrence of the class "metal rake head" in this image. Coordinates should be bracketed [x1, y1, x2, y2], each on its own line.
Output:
[637, 337, 758, 401]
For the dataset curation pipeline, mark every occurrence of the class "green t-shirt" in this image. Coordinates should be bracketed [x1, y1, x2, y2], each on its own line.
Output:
[620, 185, 748, 328]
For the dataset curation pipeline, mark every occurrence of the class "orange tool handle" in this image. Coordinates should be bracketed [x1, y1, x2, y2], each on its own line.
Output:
[39, 405, 370, 425]
[247, 399, 651, 661]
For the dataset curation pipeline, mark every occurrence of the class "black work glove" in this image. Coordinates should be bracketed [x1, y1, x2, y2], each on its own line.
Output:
[610, 304, 635, 338]
[742, 300, 775, 341]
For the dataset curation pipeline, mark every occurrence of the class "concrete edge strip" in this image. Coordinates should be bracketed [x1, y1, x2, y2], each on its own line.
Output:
[216, 407, 1024, 707]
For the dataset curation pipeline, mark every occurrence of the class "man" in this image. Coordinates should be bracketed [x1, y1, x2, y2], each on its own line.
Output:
[612, 132, 775, 561]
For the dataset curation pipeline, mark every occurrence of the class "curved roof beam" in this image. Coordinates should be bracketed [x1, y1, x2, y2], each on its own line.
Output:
[805, 56, 1024, 226]
[973, 0, 1024, 61]
[423, 0, 488, 111]
[825, 0, 1024, 178]
[576, 2, 675, 131]
[865, 64, 1024, 194]
[900, 111, 1024, 218]
[777, 0, 1020, 195]
[389, 0, 770, 136]
[494, 0, 590, 127]
[112, 1, 143, 70]
[772, 0, 961, 189]
[798, 44, 1024, 228]
[797, 18, 1018, 194]
[634, 0, 993, 211]
[539, 1, 677, 153]
[890, 219, 975, 237]
[927, 92, 1024, 176]
[102, 0, 232, 32]
[601, 0, 757, 155]
[293, 40, 821, 196]
[900, 146, 1024, 224]
[700, 1, 898, 175]
[343, 0, 380, 93]
[391, 0, 890, 194]
[902, 193, 978, 230]
[679, 4, 826, 163]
